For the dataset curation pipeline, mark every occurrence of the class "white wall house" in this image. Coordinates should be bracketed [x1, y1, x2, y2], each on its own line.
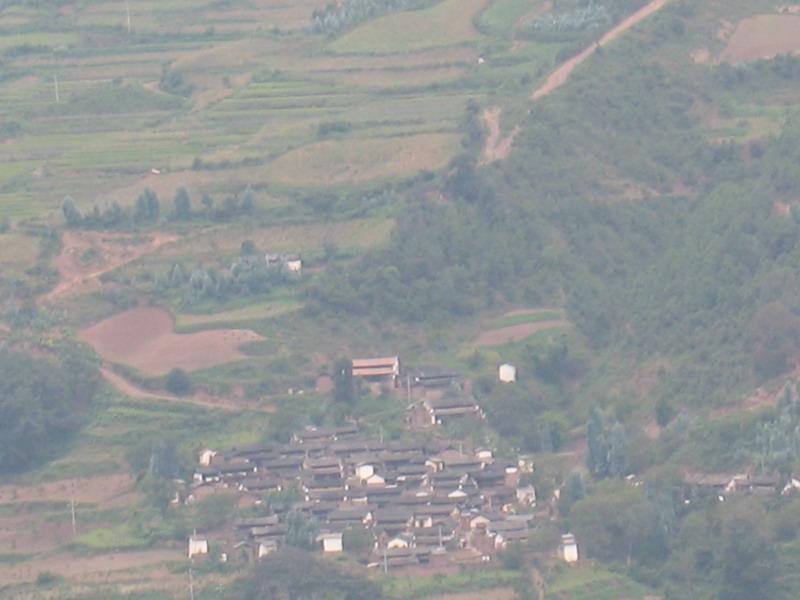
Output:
[498, 363, 516, 383]
[188, 535, 209, 558]
[319, 532, 343, 553]
[198, 449, 217, 466]
[561, 533, 579, 563]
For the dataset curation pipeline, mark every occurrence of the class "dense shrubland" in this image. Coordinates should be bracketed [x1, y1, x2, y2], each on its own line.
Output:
[0, 345, 100, 473]
[310, 50, 800, 411]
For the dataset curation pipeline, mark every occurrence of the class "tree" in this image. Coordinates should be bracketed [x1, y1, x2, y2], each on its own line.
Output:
[241, 240, 257, 255]
[571, 481, 663, 564]
[135, 188, 160, 222]
[285, 511, 319, 550]
[173, 186, 191, 220]
[560, 471, 586, 516]
[748, 302, 800, 379]
[607, 423, 628, 477]
[333, 358, 355, 405]
[62, 196, 82, 227]
[719, 514, 777, 600]
[655, 397, 675, 428]
[240, 186, 256, 214]
[225, 548, 383, 599]
[202, 193, 214, 214]
[0, 346, 99, 473]
[587, 408, 609, 477]
[165, 368, 191, 395]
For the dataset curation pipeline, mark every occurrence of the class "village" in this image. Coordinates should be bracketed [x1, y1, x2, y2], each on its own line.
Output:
[180, 355, 800, 576]
[181, 355, 572, 571]
[180, 357, 800, 572]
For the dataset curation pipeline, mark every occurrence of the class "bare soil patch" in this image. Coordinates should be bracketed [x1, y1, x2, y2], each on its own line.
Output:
[44, 231, 179, 303]
[80, 306, 263, 376]
[692, 48, 711, 64]
[474, 319, 567, 346]
[480, 106, 521, 164]
[710, 362, 800, 420]
[719, 15, 800, 64]
[0, 474, 135, 506]
[0, 549, 183, 585]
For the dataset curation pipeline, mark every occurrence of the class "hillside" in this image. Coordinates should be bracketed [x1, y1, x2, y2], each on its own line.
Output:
[3, 0, 800, 598]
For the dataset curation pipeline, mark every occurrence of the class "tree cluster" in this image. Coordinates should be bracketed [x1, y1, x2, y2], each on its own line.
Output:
[311, 0, 429, 34]
[224, 548, 383, 599]
[61, 186, 256, 230]
[0, 345, 100, 473]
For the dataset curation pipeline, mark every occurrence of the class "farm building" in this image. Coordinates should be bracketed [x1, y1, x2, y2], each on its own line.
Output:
[352, 356, 400, 385]
[188, 535, 209, 558]
[418, 396, 482, 426]
[498, 363, 516, 383]
[319, 531, 343, 553]
[561, 533, 579, 563]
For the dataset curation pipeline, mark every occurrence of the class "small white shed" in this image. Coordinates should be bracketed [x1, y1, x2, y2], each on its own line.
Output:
[498, 363, 516, 383]
[188, 535, 209, 558]
[319, 532, 343, 553]
[561, 533, 578, 563]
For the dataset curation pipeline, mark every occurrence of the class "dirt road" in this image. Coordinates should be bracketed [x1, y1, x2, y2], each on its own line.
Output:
[101, 367, 275, 413]
[531, 0, 671, 99]
[42, 231, 179, 303]
[482, 0, 671, 162]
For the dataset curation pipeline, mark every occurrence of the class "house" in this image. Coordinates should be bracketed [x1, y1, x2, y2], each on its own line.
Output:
[498, 364, 516, 383]
[408, 369, 460, 389]
[284, 254, 302, 275]
[386, 532, 415, 549]
[561, 533, 579, 563]
[258, 539, 279, 557]
[422, 396, 482, 426]
[265, 253, 303, 276]
[352, 357, 400, 385]
[198, 449, 217, 466]
[188, 535, 209, 558]
[319, 531, 343, 553]
[373, 508, 413, 532]
[516, 485, 536, 506]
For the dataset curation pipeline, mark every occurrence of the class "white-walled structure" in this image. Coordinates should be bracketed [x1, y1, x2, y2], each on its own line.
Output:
[498, 363, 516, 383]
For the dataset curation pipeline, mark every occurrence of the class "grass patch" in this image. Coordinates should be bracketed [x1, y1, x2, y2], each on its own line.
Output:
[175, 298, 302, 329]
[546, 565, 656, 600]
[75, 522, 150, 551]
[487, 309, 564, 328]
[477, 0, 544, 37]
[384, 568, 524, 599]
[331, 0, 488, 54]
[263, 133, 460, 186]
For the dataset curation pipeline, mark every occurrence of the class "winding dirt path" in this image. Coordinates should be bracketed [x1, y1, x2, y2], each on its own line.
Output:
[101, 367, 276, 413]
[481, 0, 671, 162]
[42, 231, 179, 303]
[531, 0, 671, 99]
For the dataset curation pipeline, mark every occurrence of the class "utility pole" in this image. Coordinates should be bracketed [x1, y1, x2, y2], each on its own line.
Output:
[53, 74, 60, 104]
[383, 547, 388, 574]
[125, 0, 132, 34]
[70, 499, 76, 535]
[438, 524, 443, 549]
[189, 566, 195, 600]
